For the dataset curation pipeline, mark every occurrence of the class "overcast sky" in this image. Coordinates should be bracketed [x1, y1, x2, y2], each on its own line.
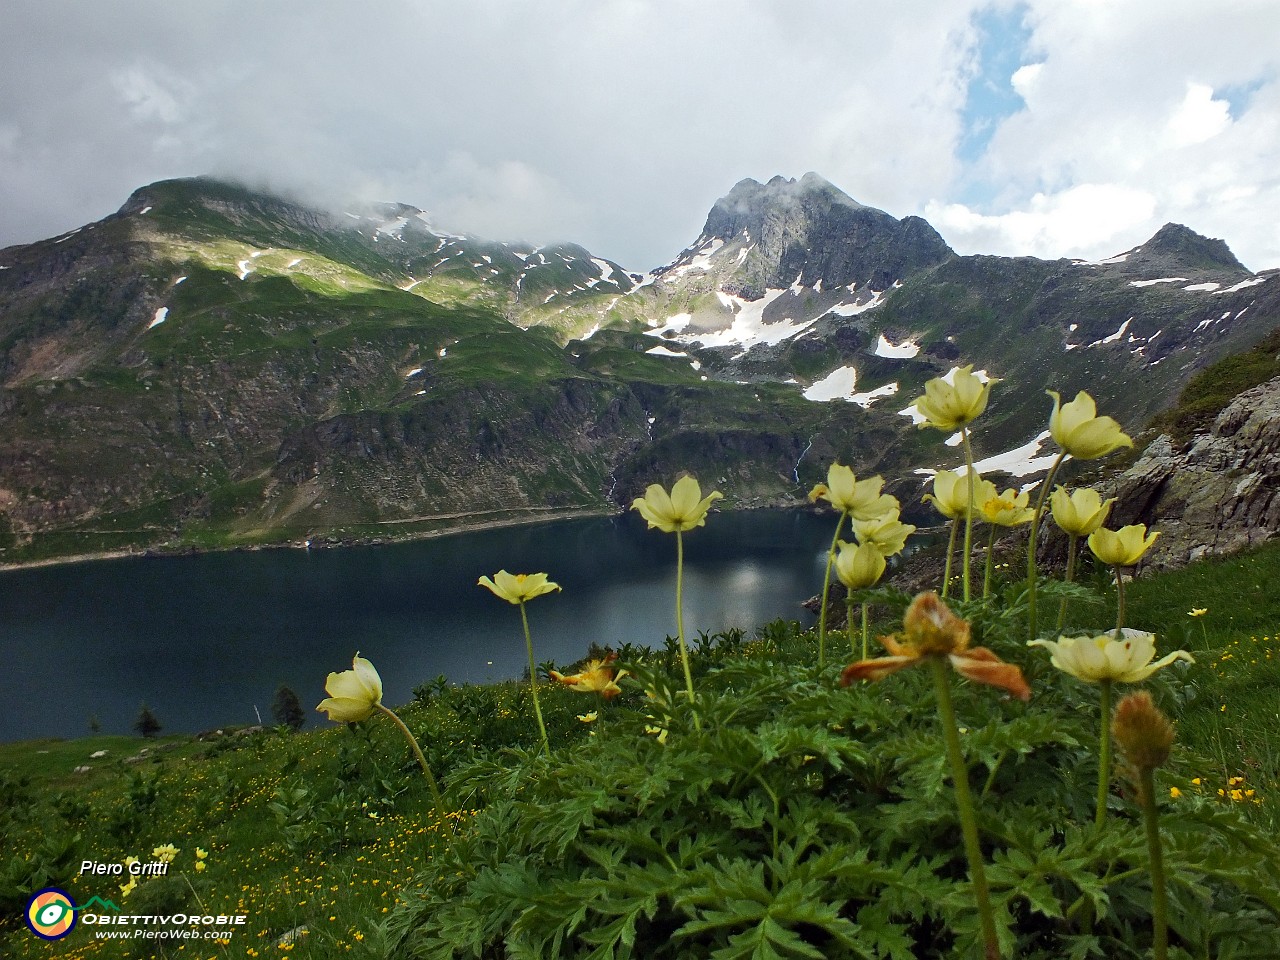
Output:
[3, 1, 1278, 271]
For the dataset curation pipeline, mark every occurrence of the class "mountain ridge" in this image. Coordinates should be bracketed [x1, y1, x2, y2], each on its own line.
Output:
[0, 173, 1276, 565]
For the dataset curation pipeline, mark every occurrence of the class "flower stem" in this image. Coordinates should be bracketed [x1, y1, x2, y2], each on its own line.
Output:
[675, 531, 701, 730]
[929, 657, 1001, 960]
[961, 427, 976, 602]
[861, 601, 870, 660]
[1027, 451, 1067, 642]
[983, 523, 996, 599]
[376, 704, 445, 811]
[818, 513, 848, 669]
[1095, 679, 1113, 829]
[845, 597, 857, 660]
[518, 601, 552, 758]
[1056, 534, 1079, 632]
[942, 517, 959, 598]
[1114, 566, 1127, 638]
[1137, 766, 1169, 960]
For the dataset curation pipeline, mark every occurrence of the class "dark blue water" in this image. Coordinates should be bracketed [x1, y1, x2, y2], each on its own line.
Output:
[0, 510, 832, 742]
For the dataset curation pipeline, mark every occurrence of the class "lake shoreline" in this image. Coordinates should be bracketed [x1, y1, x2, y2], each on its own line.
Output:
[0, 497, 813, 574]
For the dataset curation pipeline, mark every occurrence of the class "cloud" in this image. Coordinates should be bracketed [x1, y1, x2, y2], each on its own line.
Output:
[1, 0, 1277, 272]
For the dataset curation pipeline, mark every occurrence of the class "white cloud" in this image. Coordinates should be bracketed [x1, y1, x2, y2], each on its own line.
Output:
[1166, 83, 1232, 147]
[0, 0, 1277, 272]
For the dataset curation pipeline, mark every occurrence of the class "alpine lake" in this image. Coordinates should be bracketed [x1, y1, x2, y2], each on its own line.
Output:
[0, 509, 853, 743]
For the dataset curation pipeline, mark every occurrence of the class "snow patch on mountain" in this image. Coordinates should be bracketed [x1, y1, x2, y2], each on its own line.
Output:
[874, 334, 920, 358]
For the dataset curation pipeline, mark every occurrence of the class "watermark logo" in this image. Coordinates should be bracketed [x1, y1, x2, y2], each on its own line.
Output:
[25, 888, 78, 941]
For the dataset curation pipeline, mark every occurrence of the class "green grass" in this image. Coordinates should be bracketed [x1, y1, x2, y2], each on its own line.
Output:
[2, 537, 1279, 957]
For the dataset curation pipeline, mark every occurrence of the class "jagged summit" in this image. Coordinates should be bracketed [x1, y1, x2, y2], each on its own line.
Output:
[694, 172, 952, 293]
[1099, 222, 1250, 278]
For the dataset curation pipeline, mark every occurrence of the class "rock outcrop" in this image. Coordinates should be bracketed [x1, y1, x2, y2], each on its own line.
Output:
[1108, 376, 1280, 568]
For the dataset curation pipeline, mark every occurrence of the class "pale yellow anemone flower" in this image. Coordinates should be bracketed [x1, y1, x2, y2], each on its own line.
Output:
[809, 464, 897, 520]
[1028, 630, 1193, 683]
[477, 570, 562, 605]
[924, 468, 997, 521]
[851, 513, 916, 556]
[631, 475, 723, 533]
[549, 654, 629, 700]
[834, 539, 886, 590]
[980, 488, 1035, 527]
[1050, 486, 1115, 537]
[316, 653, 383, 723]
[1088, 525, 1160, 567]
[1047, 390, 1133, 460]
[912, 365, 995, 431]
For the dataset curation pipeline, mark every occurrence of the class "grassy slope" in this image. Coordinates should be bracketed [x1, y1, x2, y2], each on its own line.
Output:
[2, 537, 1278, 958]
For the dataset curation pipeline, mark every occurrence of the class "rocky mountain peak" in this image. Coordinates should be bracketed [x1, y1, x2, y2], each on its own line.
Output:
[1125, 222, 1249, 275]
[694, 172, 952, 292]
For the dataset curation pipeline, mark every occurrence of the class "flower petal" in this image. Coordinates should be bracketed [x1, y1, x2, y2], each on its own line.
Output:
[950, 648, 1032, 701]
[839, 654, 920, 684]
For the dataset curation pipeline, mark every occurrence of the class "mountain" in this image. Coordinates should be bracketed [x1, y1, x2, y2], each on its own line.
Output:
[0, 174, 1276, 564]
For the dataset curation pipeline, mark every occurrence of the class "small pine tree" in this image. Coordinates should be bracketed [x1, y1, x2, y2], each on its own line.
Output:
[271, 685, 306, 733]
[134, 702, 162, 739]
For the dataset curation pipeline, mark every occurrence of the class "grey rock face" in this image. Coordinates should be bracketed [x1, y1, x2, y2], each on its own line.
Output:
[1109, 376, 1280, 568]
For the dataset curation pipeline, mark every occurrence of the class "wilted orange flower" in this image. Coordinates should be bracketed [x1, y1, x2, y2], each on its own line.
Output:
[841, 592, 1031, 700]
[549, 653, 628, 699]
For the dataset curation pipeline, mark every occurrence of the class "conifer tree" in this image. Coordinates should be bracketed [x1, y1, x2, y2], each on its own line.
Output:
[272, 684, 306, 732]
[134, 702, 162, 738]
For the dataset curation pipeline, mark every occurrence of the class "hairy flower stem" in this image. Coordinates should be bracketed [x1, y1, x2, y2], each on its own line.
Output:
[1056, 534, 1080, 631]
[942, 517, 959, 598]
[376, 704, 445, 811]
[961, 427, 976, 602]
[1095, 680, 1113, 829]
[1114, 566, 1127, 638]
[861, 601, 870, 660]
[929, 658, 1001, 960]
[518, 602, 552, 758]
[1137, 766, 1170, 960]
[1026, 451, 1067, 642]
[818, 513, 848, 669]
[675, 531, 701, 730]
[983, 525, 996, 599]
[844, 598, 871, 659]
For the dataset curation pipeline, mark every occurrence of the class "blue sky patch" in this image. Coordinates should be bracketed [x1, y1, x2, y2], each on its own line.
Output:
[957, 3, 1034, 166]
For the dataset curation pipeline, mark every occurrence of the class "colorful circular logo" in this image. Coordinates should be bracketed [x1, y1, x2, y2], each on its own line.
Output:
[25, 888, 78, 940]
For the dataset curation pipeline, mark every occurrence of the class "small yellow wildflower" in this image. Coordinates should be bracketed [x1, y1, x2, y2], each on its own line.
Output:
[1169, 787, 1182, 798]
[1188, 608, 1207, 617]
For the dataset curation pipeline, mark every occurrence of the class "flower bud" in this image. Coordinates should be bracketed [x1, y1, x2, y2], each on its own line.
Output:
[1112, 690, 1175, 772]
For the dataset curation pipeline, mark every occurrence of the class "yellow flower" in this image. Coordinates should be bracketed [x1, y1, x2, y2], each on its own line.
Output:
[1188, 608, 1207, 618]
[912, 365, 995, 431]
[1169, 787, 1182, 798]
[1088, 524, 1160, 567]
[576, 712, 598, 723]
[924, 468, 997, 521]
[1027, 630, 1193, 683]
[834, 539, 886, 590]
[477, 570, 561, 605]
[195, 848, 208, 860]
[1050, 486, 1115, 537]
[980, 488, 1035, 527]
[124, 856, 139, 870]
[151, 843, 179, 864]
[851, 513, 916, 556]
[119, 877, 138, 899]
[549, 654, 628, 700]
[841, 592, 1031, 700]
[643, 724, 670, 745]
[1047, 390, 1133, 460]
[316, 653, 383, 723]
[809, 464, 897, 520]
[194, 861, 206, 872]
[631, 475, 723, 533]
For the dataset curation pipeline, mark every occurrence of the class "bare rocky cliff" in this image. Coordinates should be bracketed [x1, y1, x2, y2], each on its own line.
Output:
[1109, 375, 1280, 568]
